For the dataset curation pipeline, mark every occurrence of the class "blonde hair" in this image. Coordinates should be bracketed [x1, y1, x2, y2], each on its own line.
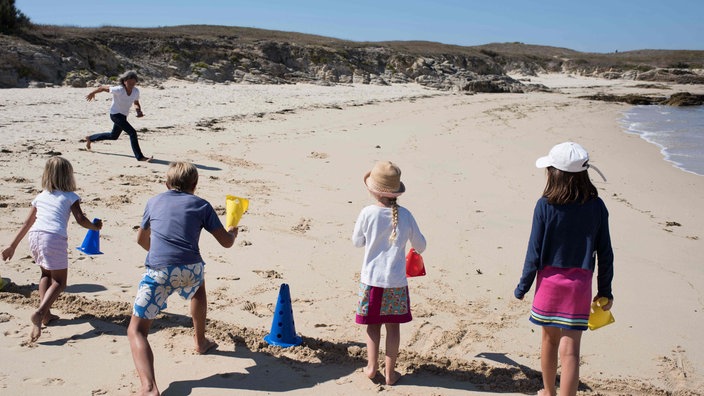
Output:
[42, 156, 76, 192]
[166, 162, 198, 192]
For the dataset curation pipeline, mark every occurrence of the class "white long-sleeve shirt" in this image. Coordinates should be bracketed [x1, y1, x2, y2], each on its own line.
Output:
[352, 204, 426, 288]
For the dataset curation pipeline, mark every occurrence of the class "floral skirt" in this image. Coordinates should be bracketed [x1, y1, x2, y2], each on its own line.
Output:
[529, 266, 592, 331]
[355, 282, 412, 325]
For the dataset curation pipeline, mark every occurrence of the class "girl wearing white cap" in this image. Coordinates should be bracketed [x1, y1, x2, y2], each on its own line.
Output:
[515, 142, 614, 396]
[352, 161, 426, 385]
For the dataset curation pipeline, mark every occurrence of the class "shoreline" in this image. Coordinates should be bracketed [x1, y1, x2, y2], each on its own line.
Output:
[1, 74, 703, 395]
[620, 105, 704, 177]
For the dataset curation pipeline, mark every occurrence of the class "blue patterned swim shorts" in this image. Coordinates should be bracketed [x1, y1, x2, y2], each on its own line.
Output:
[132, 263, 204, 320]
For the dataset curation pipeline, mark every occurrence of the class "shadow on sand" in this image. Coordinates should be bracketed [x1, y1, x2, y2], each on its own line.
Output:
[0, 283, 592, 394]
[88, 150, 222, 171]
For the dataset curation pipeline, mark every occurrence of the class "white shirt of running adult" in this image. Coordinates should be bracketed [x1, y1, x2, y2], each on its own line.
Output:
[109, 85, 140, 116]
[352, 204, 427, 288]
[30, 190, 80, 238]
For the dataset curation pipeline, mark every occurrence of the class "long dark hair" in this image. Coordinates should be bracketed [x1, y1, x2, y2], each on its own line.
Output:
[119, 70, 138, 86]
[542, 166, 597, 205]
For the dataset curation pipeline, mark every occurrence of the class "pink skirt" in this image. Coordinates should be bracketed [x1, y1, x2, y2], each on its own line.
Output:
[29, 231, 69, 270]
[355, 283, 412, 325]
[529, 266, 592, 331]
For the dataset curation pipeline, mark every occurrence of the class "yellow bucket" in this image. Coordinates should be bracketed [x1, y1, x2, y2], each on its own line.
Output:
[587, 297, 615, 330]
[225, 195, 249, 228]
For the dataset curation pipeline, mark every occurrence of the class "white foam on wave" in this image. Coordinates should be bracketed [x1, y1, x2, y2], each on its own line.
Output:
[621, 105, 704, 176]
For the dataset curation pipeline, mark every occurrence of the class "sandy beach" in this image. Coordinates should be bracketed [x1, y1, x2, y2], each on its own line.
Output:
[1, 74, 703, 395]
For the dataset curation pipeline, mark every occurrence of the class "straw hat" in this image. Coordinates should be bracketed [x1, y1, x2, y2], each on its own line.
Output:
[364, 161, 405, 198]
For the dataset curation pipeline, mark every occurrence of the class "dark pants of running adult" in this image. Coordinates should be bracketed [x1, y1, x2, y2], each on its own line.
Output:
[88, 113, 145, 160]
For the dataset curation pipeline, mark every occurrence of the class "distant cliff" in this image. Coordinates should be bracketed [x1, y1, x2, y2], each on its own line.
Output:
[1, 25, 703, 90]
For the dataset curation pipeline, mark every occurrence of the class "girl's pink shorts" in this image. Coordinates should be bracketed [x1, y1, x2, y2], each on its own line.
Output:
[29, 231, 69, 270]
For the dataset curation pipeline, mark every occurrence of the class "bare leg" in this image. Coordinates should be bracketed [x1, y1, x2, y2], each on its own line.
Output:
[364, 324, 382, 379]
[384, 323, 401, 385]
[128, 315, 160, 396]
[539, 326, 561, 396]
[191, 281, 217, 354]
[557, 329, 582, 396]
[85, 136, 91, 150]
[31, 268, 67, 342]
[37, 268, 59, 325]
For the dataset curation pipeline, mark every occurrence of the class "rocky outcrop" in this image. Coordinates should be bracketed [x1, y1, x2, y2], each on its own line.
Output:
[0, 30, 535, 93]
[1, 26, 702, 91]
[634, 68, 704, 84]
[578, 92, 704, 106]
[661, 92, 704, 106]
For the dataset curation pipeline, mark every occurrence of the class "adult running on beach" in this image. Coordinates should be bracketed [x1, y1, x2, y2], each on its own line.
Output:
[85, 70, 152, 162]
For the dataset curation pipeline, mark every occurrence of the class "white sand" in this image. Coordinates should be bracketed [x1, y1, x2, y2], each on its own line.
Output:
[1, 75, 702, 395]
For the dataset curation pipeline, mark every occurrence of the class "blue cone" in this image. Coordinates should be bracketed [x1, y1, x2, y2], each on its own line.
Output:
[76, 218, 103, 255]
[264, 283, 302, 347]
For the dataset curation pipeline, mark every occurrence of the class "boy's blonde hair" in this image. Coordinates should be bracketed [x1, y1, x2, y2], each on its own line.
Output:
[166, 162, 198, 192]
[42, 156, 76, 192]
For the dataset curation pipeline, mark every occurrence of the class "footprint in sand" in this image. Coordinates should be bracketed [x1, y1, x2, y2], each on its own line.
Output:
[292, 218, 312, 233]
[241, 301, 272, 317]
[253, 269, 282, 279]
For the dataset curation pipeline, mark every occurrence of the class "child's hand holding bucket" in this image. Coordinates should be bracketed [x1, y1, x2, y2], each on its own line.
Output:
[587, 297, 615, 330]
[226, 195, 249, 228]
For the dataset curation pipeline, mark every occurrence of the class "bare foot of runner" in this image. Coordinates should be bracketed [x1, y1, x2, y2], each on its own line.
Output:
[42, 313, 60, 325]
[138, 156, 153, 162]
[85, 136, 91, 150]
[30, 311, 42, 342]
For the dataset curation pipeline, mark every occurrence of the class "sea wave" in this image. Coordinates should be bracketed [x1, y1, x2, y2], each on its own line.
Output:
[621, 105, 704, 176]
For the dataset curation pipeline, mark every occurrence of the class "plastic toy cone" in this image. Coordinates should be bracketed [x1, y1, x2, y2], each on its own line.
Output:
[263, 283, 302, 347]
[76, 218, 103, 255]
[406, 248, 426, 277]
[225, 195, 249, 228]
[588, 297, 615, 330]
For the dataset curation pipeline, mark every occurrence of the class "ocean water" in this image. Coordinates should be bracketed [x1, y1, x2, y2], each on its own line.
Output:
[621, 105, 704, 176]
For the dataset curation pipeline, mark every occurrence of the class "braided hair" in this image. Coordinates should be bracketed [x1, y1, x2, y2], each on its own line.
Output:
[384, 197, 399, 243]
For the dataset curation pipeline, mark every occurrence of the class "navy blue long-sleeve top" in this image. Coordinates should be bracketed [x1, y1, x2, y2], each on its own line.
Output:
[514, 196, 614, 300]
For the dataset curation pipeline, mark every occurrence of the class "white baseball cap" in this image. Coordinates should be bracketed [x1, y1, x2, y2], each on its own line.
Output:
[536, 142, 607, 181]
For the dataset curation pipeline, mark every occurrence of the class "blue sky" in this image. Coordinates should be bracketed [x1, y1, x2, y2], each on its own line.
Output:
[15, 0, 704, 53]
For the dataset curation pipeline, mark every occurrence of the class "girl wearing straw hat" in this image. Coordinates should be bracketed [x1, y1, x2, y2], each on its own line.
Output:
[352, 161, 427, 385]
[514, 142, 614, 396]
